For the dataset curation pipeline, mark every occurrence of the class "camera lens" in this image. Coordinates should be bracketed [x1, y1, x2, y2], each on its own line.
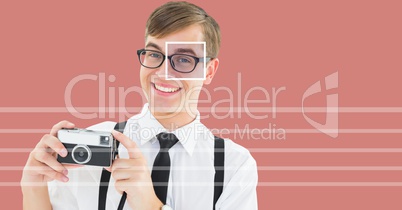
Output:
[72, 145, 91, 164]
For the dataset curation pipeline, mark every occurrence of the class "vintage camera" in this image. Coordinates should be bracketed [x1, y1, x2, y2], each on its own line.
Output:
[57, 128, 117, 167]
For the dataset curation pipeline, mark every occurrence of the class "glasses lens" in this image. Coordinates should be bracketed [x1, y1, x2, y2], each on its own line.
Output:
[139, 50, 163, 68]
[171, 55, 196, 72]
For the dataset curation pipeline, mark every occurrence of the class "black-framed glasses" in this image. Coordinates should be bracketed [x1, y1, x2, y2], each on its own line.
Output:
[137, 49, 211, 73]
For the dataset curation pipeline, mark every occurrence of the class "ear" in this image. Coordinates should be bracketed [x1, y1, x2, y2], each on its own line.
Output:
[203, 58, 219, 85]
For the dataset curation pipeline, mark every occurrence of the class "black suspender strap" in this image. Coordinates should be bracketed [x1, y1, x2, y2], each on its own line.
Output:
[213, 136, 225, 210]
[98, 121, 127, 210]
[99, 168, 111, 210]
[98, 121, 225, 210]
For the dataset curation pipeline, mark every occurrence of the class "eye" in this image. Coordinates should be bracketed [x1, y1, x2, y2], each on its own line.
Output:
[178, 57, 191, 63]
[148, 52, 162, 59]
[174, 55, 194, 64]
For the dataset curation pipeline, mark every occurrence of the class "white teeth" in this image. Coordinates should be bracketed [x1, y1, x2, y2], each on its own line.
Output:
[154, 84, 180, 93]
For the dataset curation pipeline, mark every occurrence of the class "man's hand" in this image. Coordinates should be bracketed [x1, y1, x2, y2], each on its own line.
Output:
[21, 120, 77, 186]
[111, 130, 163, 210]
[21, 120, 81, 210]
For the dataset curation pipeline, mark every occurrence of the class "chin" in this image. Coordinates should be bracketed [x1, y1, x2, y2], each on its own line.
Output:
[149, 100, 184, 114]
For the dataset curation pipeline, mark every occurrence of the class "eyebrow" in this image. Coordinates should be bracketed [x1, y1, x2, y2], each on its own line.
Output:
[174, 48, 196, 56]
[145, 42, 163, 51]
[144, 43, 198, 56]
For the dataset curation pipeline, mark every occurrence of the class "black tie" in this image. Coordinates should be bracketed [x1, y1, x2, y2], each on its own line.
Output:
[151, 132, 179, 204]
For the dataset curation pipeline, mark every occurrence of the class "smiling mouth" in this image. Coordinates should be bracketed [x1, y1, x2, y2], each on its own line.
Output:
[153, 83, 181, 93]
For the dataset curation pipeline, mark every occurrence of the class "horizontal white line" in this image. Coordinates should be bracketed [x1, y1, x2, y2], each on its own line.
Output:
[247, 148, 402, 153]
[260, 166, 402, 171]
[0, 107, 401, 113]
[0, 129, 50, 133]
[1, 129, 402, 134]
[283, 129, 402, 134]
[7, 166, 402, 171]
[259, 182, 402, 187]
[14, 182, 402, 187]
[2, 148, 402, 153]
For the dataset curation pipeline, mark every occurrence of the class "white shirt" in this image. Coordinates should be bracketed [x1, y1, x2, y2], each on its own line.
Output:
[48, 104, 258, 210]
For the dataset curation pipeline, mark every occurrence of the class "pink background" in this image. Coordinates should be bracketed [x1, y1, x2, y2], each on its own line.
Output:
[1, 0, 402, 209]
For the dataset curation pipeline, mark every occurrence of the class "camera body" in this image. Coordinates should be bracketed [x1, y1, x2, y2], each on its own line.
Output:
[57, 128, 117, 167]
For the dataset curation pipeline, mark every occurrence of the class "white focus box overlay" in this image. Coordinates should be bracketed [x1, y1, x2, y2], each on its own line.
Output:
[165, 41, 207, 80]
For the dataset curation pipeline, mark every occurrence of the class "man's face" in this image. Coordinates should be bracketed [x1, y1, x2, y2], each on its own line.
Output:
[140, 24, 216, 116]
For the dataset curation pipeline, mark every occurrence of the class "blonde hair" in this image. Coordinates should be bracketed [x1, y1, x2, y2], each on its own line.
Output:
[145, 1, 221, 58]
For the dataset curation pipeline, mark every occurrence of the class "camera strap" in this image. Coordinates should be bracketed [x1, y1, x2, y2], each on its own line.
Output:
[98, 121, 225, 210]
[98, 121, 127, 210]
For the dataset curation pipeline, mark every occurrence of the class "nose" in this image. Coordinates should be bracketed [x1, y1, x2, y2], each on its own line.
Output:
[155, 59, 181, 79]
[154, 62, 166, 78]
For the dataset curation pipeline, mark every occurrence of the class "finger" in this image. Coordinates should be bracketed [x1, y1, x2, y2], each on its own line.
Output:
[113, 159, 148, 174]
[112, 158, 146, 171]
[40, 134, 68, 157]
[115, 179, 139, 194]
[34, 150, 68, 175]
[114, 180, 127, 194]
[36, 163, 69, 182]
[111, 159, 134, 170]
[43, 176, 55, 182]
[50, 120, 75, 137]
[115, 179, 151, 192]
[112, 130, 143, 159]
[63, 164, 84, 170]
[112, 168, 134, 180]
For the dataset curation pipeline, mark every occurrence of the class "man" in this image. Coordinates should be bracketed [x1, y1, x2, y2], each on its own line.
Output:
[21, 1, 258, 209]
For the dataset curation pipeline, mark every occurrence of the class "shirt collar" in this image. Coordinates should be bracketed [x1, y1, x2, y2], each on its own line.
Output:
[129, 103, 203, 156]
